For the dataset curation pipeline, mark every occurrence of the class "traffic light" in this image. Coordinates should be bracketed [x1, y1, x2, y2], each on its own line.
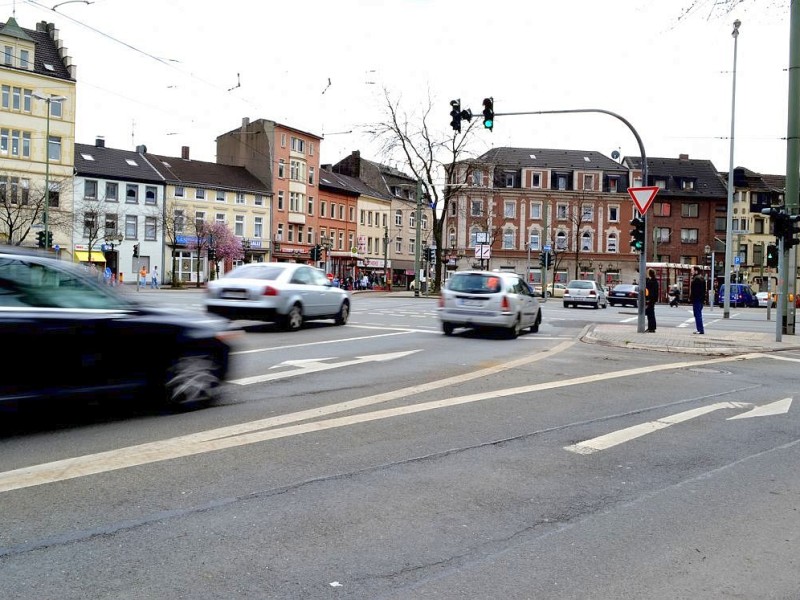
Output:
[208, 247, 216, 262]
[310, 244, 321, 261]
[766, 244, 778, 268]
[449, 99, 462, 132]
[786, 215, 800, 248]
[45, 231, 52, 248]
[629, 217, 645, 252]
[36, 230, 45, 248]
[132, 243, 139, 258]
[482, 97, 494, 131]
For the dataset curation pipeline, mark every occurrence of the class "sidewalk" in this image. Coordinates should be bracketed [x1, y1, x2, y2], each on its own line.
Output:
[582, 323, 800, 356]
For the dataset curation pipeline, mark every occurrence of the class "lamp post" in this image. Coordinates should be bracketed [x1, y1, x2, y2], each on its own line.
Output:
[723, 19, 741, 319]
[104, 232, 124, 279]
[383, 226, 390, 291]
[414, 178, 423, 297]
[32, 92, 66, 250]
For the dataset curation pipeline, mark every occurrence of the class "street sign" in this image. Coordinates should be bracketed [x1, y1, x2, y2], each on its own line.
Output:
[475, 245, 490, 259]
[627, 186, 660, 214]
[734, 256, 741, 265]
[544, 244, 551, 252]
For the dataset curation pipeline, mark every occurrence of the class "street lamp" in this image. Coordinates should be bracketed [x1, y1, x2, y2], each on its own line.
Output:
[32, 92, 67, 250]
[723, 19, 741, 319]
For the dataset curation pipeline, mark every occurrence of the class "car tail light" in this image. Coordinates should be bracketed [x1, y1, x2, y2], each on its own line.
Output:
[589, 290, 597, 296]
[438, 296, 444, 308]
[263, 286, 279, 297]
[501, 296, 511, 311]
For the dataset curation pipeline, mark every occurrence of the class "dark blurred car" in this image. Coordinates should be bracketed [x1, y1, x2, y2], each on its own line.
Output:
[716, 283, 759, 307]
[608, 283, 639, 307]
[205, 262, 351, 331]
[0, 246, 237, 409]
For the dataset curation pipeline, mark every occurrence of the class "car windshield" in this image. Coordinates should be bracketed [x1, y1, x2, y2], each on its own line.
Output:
[0, 256, 134, 310]
[448, 274, 504, 294]
[224, 264, 286, 280]
[567, 280, 594, 289]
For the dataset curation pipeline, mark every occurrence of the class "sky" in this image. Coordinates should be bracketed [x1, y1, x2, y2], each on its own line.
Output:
[6, 0, 793, 178]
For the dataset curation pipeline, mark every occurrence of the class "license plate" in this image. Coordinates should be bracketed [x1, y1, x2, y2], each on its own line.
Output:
[221, 290, 247, 300]
[459, 298, 483, 307]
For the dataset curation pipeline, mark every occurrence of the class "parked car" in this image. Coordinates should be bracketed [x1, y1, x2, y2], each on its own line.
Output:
[563, 279, 608, 309]
[607, 283, 639, 307]
[716, 283, 759, 308]
[534, 282, 567, 298]
[0, 245, 236, 409]
[756, 291, 777, 308]
[437, 270, 542, 338]
[205, 262, 351, 330]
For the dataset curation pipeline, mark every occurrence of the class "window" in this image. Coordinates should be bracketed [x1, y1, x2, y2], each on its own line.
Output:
[308, 166, 315, 185]
[681, 228, 699, 243]
[105, 182, 118, 202]
[308, 196, 314, 215]
[215, 213, 226, 226]
[254, 217, 263, 238]
[395, 209, 403, 226]
[421, 214, 428, 230]
[236, 192, 245, 205]
[174, 210, 185, 233]
[125, 215, 138, 240]
[145, 186, 157, 205]
[408, 239, 415, 254]
[46, 181, 60, 208]
[504, 172, 516, 187]
[681, 203, 699, 217]
[608, 205, 619, 222]
[504, 201, 516, 218]
[105, 214, 118, 235]
[653, 202, 671, 217]
[607, 233, 618, 253]
[235, 215, 244, 236]
[338, 204, 344, 220]
[280, 133, 286, 148]
[581, 205, 593, 221]
[395, 237, 403, 253]
[655, 178, 667, 189]
[216, 190, 226, 203]
[409, 212, 415, 229]
[754, 219, 765, 234]
[195, 188, 205, 200]
[531, 172, 541, 188]
[145, 216, 157, 241]
[530, 202, 542, 219]
[608, 177, 619, 193]
[472, 170, 482, 186]
[557, 204, 568, 220]
[255, 194, 264, 207]
[360, 209, 366, 224]
[555, 231, 567, 251]
[83, 212, 98, 237]
[502, 228, 515, 249]
[330, 203, 336, 218]
[655, 228, 670, 243]
[290, 160, 302, 181]
[194, 211, 206, 230]
[126, 184, 138, 204]
[47, 136, 62, 161]
[681, 179, 695, 190]
[19, 49, 29, 69]
[320, 200, 326, 217]
[581, 232, 592, 251]
[278, 159, 285, 178]
[349, 206, 355, 221]
[715, 216, 726, 231]
[583, 174, 594, 190]
[3, 45, 11, 65]
[290, 137, 305, 153]
[557, 175, 567, 190]
[84, 180, 97, 199]
[277, 191, 284, 210]
[276, 224, 284, 241]
[470, 199, 482, 216]
[528, 232, 540, 251]
[290, 191, 302, 212]
[175, 186, 184, 198]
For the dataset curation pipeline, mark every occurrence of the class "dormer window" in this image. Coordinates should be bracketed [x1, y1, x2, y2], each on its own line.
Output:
[655, 179, 667, 189]
[681, 179, 695, 190]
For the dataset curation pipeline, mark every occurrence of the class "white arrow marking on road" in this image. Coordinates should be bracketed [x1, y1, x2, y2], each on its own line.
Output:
[727, 397, 793, 420]
[565, 397, 793, 454]
[230, 350, 421, 385]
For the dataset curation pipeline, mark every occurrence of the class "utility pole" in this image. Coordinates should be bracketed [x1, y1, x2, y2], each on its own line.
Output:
[414, 178, 422, 297]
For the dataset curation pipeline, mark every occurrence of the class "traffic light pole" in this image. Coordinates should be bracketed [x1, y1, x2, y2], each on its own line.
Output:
[492, 106, 648, 332]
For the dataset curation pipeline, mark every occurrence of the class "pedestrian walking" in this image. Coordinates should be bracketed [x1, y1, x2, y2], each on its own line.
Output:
[151, 266, 159, 289]
[645, 268, 658, 332]
[689, 266, 706, 334]
[139, 265, 147, 288]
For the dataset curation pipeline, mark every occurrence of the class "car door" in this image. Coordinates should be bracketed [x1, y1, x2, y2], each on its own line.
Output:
[512, 277, 538, 327]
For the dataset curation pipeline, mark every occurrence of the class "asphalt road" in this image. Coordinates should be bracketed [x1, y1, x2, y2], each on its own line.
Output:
[1, 295, 797, 599]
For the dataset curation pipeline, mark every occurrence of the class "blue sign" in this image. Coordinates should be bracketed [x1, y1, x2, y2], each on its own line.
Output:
[544, 245, 552, 252]
[734, 256, 741, 265]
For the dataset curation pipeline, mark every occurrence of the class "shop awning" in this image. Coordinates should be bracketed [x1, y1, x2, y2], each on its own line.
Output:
[73, 251, 106, 264]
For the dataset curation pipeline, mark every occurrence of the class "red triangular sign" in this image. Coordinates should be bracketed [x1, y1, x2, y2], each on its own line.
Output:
[627, 186, 659, 214]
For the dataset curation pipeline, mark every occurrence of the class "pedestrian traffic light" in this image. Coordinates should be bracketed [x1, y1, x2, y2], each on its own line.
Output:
[449, 99, 462, 133]
[766, 243, 778, 268]
[132, 243, 139, 258]
[629, 217, 645, 252]
[36, 230, 45, 248]
[482, 97, 494, 131]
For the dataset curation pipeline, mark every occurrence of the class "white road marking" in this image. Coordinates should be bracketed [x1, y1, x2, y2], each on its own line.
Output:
[728, 397, 793, 420]
[0, 349, 768, 493]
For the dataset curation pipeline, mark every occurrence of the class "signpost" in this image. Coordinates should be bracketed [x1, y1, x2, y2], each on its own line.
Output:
[627, 186, 659, 333]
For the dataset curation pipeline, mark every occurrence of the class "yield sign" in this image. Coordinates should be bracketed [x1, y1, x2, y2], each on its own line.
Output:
[627, 186, 659, 214]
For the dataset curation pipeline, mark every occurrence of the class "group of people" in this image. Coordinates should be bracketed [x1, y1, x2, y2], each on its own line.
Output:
[644, 266, 706, 334]
[138, 265, 159, 289]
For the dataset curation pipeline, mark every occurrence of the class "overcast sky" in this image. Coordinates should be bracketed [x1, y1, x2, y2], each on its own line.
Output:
[10, 0, 792, 177]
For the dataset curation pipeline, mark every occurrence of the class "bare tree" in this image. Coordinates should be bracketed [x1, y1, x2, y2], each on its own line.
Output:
[0, 174, 70, 246]
[371, 87, 479, 293]
[163, 198, 185, 288]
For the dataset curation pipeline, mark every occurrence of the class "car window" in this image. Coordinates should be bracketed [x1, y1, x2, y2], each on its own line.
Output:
[567, 280, 594, 289]
[449, 274, 502, 294]
[309, 269, 330, 286]
[225, 264, 284, 280]
[290, 267, 314, 285]
[0, 257, 130, 309]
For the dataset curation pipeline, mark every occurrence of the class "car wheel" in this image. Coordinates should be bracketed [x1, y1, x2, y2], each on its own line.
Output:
[282, 303, 304, 331]
[505, 317, 520, 339]
[442, 322, 455, 336]
[162, 353, 222, 409]
[530, 311, 541, 333]
[563, 302, 569, 308]
[334, 300, 350, 325]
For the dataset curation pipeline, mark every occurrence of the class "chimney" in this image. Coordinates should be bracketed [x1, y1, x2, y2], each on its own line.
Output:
[182, 146, 190, 160]
[679, 154, 689, 160]
[241, 117, 250, 130]
[95, 136, 105, 148]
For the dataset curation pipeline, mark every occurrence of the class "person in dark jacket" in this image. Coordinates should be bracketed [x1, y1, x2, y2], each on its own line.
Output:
[689, 267, 706, 334]
[645, 268, 658, 332]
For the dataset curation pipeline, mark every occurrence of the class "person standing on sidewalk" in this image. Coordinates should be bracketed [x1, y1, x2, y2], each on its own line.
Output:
[645, 268, 658, 332]
[689, 266, 706, 334]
